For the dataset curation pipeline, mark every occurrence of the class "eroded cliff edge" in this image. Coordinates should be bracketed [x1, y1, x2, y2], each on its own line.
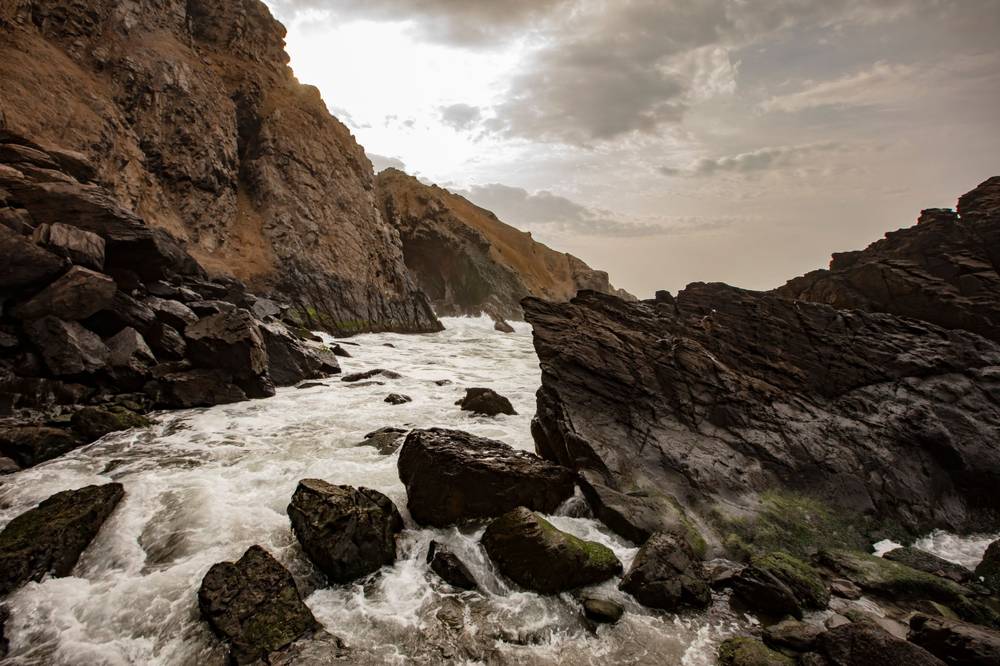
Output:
[0, 0, 440, 334]
[376, 168, 634, 320]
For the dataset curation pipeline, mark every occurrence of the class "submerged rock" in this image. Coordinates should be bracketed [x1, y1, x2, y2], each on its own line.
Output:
[287, 480, 403, 584]
[0, 483, 124, 595]
[909, 613, 1000, 666]
[198, 545, 319, 665]
[481, 508, 622, 594]
[718, 637, 795, 666]
[342, 369, 400, 383]
[819, 618, 946, 666]
[385, 393, 412, 405]
[456, 387, 517, 417]
[356, 427, 407, 455]
[884, 546, 974, 584]
[619, 532, 710, 611]
[427, 541, 477, 590]
[397, 428, 575, 527]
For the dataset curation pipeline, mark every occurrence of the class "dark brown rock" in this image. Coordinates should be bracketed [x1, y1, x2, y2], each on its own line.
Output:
[144, 368, 247, 408]
[145, 322, 187, 361]
[397, 428, 576, 527]
[426, 541, 477, 590]
[84, 291, 158, 338]
[71, 406, 152, 443]
[481, 507, 622, 594]
[0, 224, 64, 288]
[287, 480, 403, 584]
[523, 284, 1000, 540]
[732, 564, 804, 620]
[12, 266, 116, 321]
[31, 222, 105, 269]
[341, 369, 399, 383]
[619, 532, 711, 611]
[576, 470, 692, 545]
[0, 483, 124, 595]
[385, 393, 411, 405]
[976, 540, 1000, 593]
[259, 321, 339, 387]
[456, 387, 517, 417]
[494, 319, 515, 334]
[819, 618, 946, 666]
[356, 427, 407, 455]
[198, 545, 319, 665]
[106, 327, 157, 379]
[25, 316, 110, 376]
[185, 310, 273, 398]
[0, 425, 80, 468]
[884, 547, 974, 584]
[909, 613, 1000, 666]
[763, 618, 824, 654]
[144, 296, 198, 331]
[581, 596, 624, 624]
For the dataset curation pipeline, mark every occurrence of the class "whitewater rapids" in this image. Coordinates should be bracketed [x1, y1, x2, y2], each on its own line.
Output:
[0, 316, 994, 665]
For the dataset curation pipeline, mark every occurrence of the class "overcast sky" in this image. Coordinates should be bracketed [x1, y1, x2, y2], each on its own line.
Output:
[264, 0, 1000, 297]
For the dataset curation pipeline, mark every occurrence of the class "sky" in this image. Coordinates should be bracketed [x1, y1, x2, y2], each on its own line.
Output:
[263, 0, 1000, 298]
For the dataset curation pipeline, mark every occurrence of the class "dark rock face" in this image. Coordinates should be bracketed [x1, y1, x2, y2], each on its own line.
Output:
[198, 545, 319, 665]
[523, 284, 1000, 540]
[732, 564, 804, 620]
[287, 479, 403, 584]
[0, 483, 124, 595]
[619, 532, 710, 611]
[25, 316, 110, 376]
[909, 613, 1000, 666]
[976, 540, 1000, 593]
[577, 470, 692, 546]
[12, 266, 116, 320]
[751, 551, 830, 610]
[185, 310, 273, 398]
[0, 224, 64, 288]
[481, 508, 622, 594]
[0, 425, 79, 467]
[70, 406, 151, 442]
[397, 428, 576, 527]
[426, 541, 477, 590]
[0, 0, 442, 336]
[884, 547, 974, 584]
[144, 368, 247, 409]
[777, 177, 1000, 344]
[32, 222, 105, 270]
[819, 619, 946, 666]
[456, 388, 517, 417]
[259, 321, 339, 387]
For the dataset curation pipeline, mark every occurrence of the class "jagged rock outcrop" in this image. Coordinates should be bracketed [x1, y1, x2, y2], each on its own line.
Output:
[376, 168, 633, 320]
[523, 282, 1000, 543]
[777, 177, 1000, 343]
[0, 0, 440, 335]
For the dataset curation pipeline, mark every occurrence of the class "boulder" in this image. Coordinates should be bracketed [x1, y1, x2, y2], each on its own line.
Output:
[106, 327, 157, 383]
[84, 291, 157, 337]
[0, 457, 19, 475]
[12, 266, 116, 321]
[397, 428, 576, 527]
[909, 613, 1000, 666]
[356, 427, 407, 455]
[0, 425, 80, 468]
[144, 296, 198, 330]
[330, 343, 351, 358]
[718, 637, 795, 666]
[144, 368, 247, 408]
[0, 483, 124, 595]
[259, 321, 339, 386]
[494, 319, 515, 334]
[830, 578, 863, 600]
[32, 222, 105, 269]
[25, 316, 110, 375]
[198, 545, 319, 665]
[732, 564, 804, 620]
[43, 146, 96, 183]
[426, 541, 477, 590]
[577, 471, 695, 546]
[287, 480, 403, 584]
[884, 547, 974, 584]
[481, 508, 622, 594]
[752, 551, 830, 609]
[456, 387, 517, 416]
[581, 596, 624, 624]
[818, 619, 946, 666]
[185, 310, 273, 399]
[0, 224, 64, 288]
[763, 618, 824, 653]
[341, 369, 399, 383]
[187, 300, 237, 317]
[975, 540, 1000, 593]
[385, 393, 411, 405]
[0, 207, 34, 235]
[146, 322, 187, 361]
[619, 532, 711, 611]
[71, 406, 152, 443]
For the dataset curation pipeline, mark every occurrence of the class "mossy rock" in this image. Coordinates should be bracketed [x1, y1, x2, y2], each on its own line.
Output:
[752, 551, 830, 609]
[718, 637, 795, 666]
[71, 406, 153, 442]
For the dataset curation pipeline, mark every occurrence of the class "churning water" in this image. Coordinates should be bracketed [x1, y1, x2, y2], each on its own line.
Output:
[0, 317, 745, 666]
[0, 317, 994, 665]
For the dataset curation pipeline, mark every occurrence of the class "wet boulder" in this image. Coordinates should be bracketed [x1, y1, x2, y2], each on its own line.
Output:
[385, 393, 411, 405]
[975, 540, 1000, 593]
[356, 427, 407, 455]
[718, 637, 795, 666]
[145, 322, 186, 361]
[0, 457, 19, 475]
[144, 296, 198, 330]
[619, 532, 711, 611]
[456, 387, 517, 416]
[0, 483, 124, 595]
[84, 291, 157, 338]
[581, 596, 624, 624]
[259, 321, 339, 386]
[186, 300, 236, 317]
[397, 428, 576, 527]
[0, 425, 80, 468]
[144, 367, 247, 408]
[884, 547, 974, 584]
[577, 470, 694, 545]
[732, 563, 804, 620]
[24, 316, 109, 376]
[12, 266, 116, 321]
[106, 327, 156, 387]
[427, 541, 477, 590]
[341, 369, 400, 383]
[287, 480, 403, 584]
[0, 224, 64, 288]
[763, 618, 824, 654]
[198, 545, 319, 665]
[185, 310, 273, 398]
[752, 551, 830, 609]
[494, 319, 515, 334]
[71, 406, 152, 443]
[818, 618, 946, 666]
[909, 613, 1000, 666]
[481, 507, 622, 594]
[32, 222, 105, 270]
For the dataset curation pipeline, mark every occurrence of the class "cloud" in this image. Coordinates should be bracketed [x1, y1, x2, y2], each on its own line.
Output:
[439, 104, 482, 131]
[660, 142, 844, 177]
[367, 153, 406, 172]
[759, 62, 916, 113]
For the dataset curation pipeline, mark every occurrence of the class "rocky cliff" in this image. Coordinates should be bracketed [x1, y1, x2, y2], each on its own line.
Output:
[375, 168, 634, 320]
[525, 178, 1000, 550]
[0, 0, 440, 335]
[777, 177, 1000, 343]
